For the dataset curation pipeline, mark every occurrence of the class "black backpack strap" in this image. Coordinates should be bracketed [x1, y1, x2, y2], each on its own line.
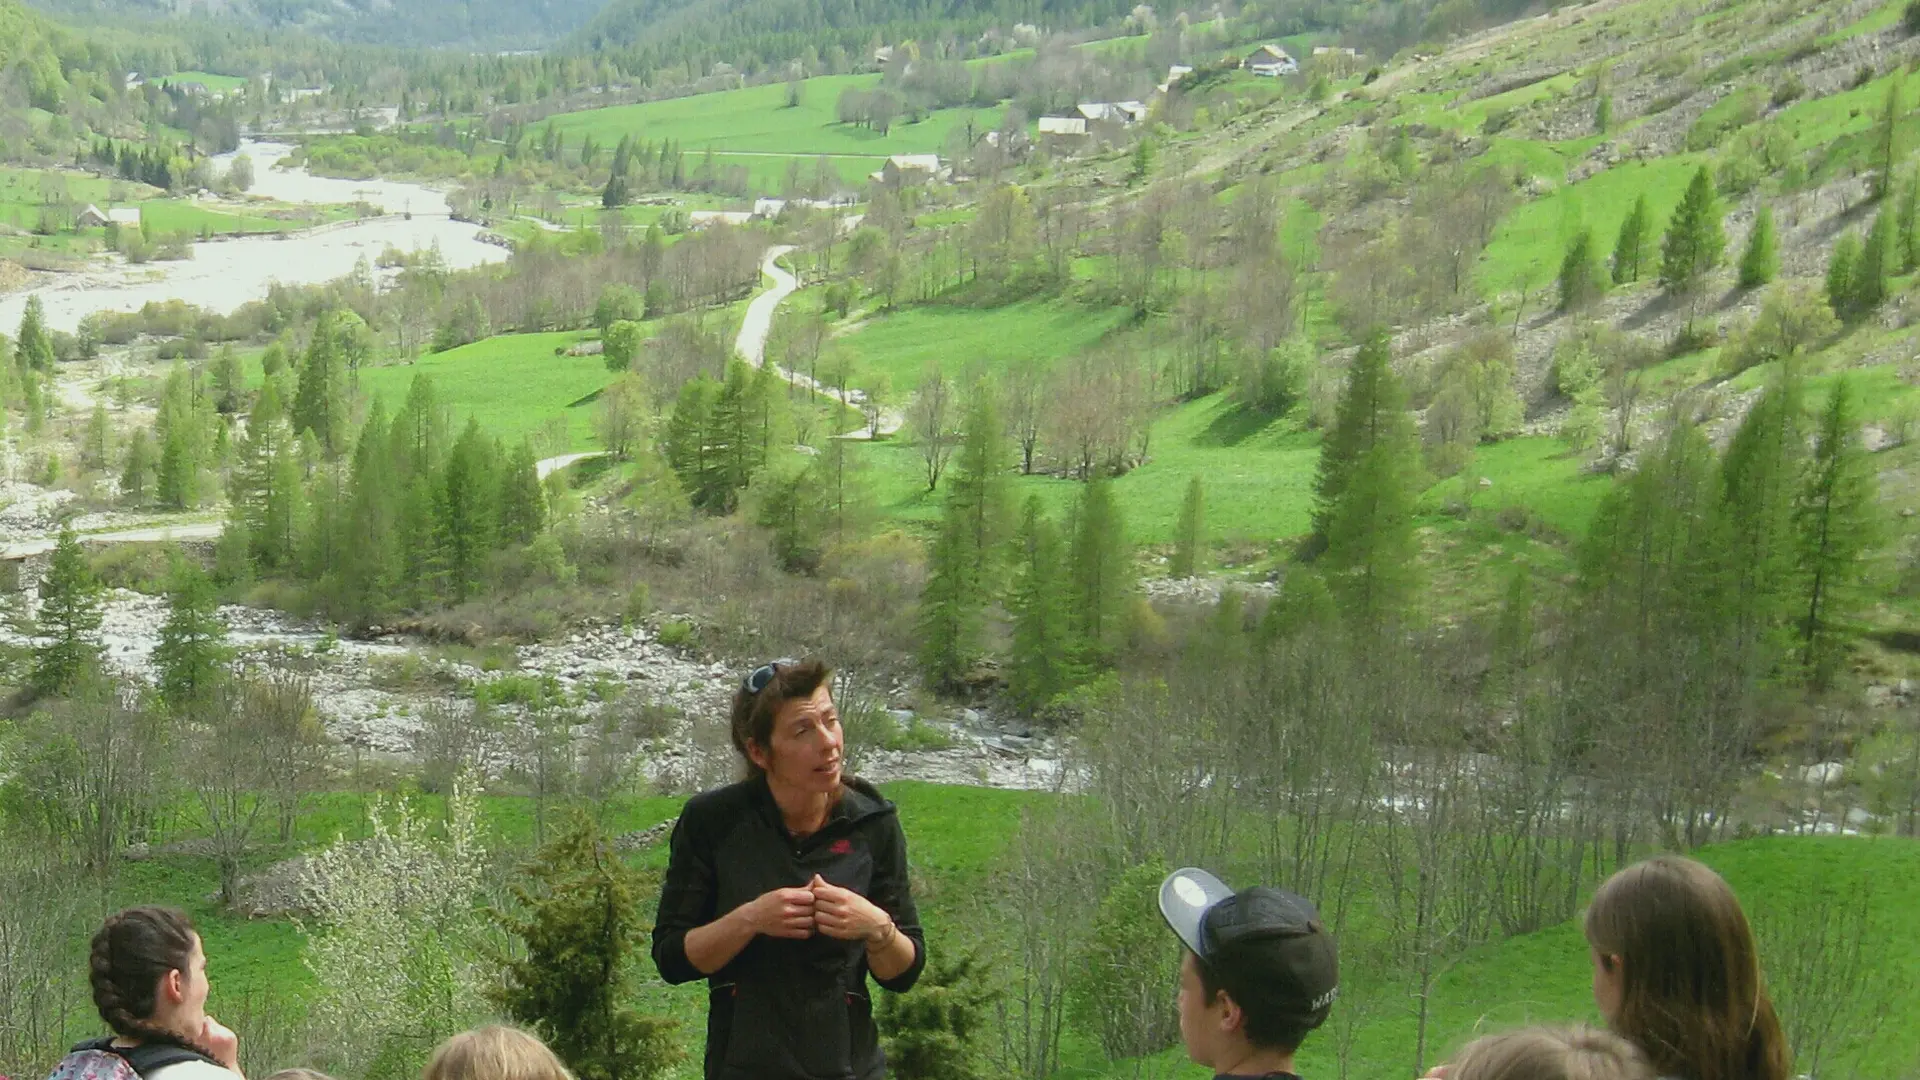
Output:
[116, 1044, 218, 1077]
[68, 1038, 218, 1077]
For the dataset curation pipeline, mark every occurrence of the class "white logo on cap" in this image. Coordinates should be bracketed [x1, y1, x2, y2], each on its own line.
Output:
[1173, 876, 1209, 908]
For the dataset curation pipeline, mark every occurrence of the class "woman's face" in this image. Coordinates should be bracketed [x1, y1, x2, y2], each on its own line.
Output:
[1590, 943, 1624, 1024]
[161, 934, 211, 1036]
[754, 685, 843, 795]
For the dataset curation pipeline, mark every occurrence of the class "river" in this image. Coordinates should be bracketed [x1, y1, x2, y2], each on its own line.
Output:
[0, 140, 509, 335]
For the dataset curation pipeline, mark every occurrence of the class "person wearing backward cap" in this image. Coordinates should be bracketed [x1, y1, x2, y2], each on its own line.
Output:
[1158, 868, 1340, 1080]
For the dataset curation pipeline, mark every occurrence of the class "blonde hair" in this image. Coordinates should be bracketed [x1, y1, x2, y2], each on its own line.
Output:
[264, 1070, 337, 1080]
[422, 1026, 572, 1080]
[1449, 1026, 1654, 1080]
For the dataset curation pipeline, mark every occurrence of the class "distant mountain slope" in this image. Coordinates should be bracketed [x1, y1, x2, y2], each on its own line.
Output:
[17, 0, 604, 48]
[571, 0, 1141, 72]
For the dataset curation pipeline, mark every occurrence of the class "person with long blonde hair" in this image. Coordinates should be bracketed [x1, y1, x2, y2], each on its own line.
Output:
[1583, 857, 1790, 1080]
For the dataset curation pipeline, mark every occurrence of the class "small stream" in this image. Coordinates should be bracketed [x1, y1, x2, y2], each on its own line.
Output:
[0, 140, 509, 334]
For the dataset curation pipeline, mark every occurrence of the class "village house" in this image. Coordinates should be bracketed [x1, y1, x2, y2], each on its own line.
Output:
[75, 205, 141, 230]
[1077, 101, 1148, 125]
[869, 154, 942, 185]
[1245, 43, 1298, 77]
[1038, 116, 1088, 138]
[1157, 64, 1193, 94]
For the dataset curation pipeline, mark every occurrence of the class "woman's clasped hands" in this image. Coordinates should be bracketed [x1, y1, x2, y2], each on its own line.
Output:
[740, 874, 892, 943]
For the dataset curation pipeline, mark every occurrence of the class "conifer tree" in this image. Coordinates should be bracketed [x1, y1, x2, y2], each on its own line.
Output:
[665, 376, 717, 508]
[15, 295, 54, 373]
[1559, 228, 1607, 310]
[1795, 376, 1879, 688]
[438, 419, 499, 602]
[212, 345, 245, 414]
[155, 363, 205, 509]
[917, 391, 1011, 691]
[699, 360, 763, 511]
[1322, 421, 1422, 629]
[153, 560, 231, 715]
[1899, 168, 1920, 272]
[342, 402, 400, 625]
[292, 310, 353, 456]
[490, 813, 681, 1080]
[120, 427, 154, 504]
[1714, 370, 1806, 671]
[1612, 195, 1653, 284]
[1874, 74, 1905, 202]
[85, 403, 110, 470]
[1170, 475, 1206, 578]
[498, 440, 547, 546]
[1006, 496, 1077, 712]
[1738, 205, 1778, 289]
[1067, 477, 1134, 665]
[1856, 209, 1894, 314]
[1311, 330, 1408, 554]
[1827, 231, 1861, 318]
[391, 374, 451, 481]
[1660, 167, 1726, 322]
[29, 526, 104, 697]
[919, 512, 983, 691]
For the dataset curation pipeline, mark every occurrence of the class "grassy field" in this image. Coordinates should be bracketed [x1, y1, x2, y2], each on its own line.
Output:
[545, 75, 1005, 193]
[829, 299, 1134, 390]
[357, 331, 618, 450]
[156, 71, 249, 93]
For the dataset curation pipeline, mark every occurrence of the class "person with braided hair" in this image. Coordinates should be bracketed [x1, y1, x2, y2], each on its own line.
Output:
[45, 907, 243, 1080]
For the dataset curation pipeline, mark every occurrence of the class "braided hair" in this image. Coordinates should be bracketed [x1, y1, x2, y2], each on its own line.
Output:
[89, 907, 220, 1061]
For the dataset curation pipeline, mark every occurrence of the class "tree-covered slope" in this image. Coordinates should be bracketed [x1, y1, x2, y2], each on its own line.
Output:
[16, 0, 604, 49]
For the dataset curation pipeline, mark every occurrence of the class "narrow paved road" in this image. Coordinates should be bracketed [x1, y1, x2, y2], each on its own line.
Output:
[736, 245, 799, 366]
[734, 245, 902, 439]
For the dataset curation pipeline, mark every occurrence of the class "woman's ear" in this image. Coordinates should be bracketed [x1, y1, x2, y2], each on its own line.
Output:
[746, 738, 771, 772]
[162, 967, 186, 1005]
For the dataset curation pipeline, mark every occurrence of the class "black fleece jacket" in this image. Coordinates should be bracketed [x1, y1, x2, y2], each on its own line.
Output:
[651, 776, 927, 1080]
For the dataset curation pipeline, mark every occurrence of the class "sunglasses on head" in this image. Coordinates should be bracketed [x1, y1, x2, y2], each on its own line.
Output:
[743, 658, 799, 695]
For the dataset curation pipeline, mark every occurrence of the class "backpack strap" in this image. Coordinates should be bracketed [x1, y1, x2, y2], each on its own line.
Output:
[66, 1037, 218, 1078]
[115, 1044, 216, 1077]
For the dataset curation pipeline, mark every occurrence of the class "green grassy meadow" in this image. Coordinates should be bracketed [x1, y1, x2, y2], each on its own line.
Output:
[357, 331, 617, 450]
[830, 299, 1133, 390]
[155, 71, 249, 93]
[545, 75, 1004, 193]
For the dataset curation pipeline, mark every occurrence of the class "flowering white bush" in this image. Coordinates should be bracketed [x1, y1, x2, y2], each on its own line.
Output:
[300, 770, 491, 1079]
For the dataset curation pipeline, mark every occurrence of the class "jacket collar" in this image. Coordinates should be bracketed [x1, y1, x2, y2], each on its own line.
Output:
[750, 773, 896, 840]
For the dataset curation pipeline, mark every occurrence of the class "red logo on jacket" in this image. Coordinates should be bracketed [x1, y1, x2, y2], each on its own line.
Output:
[830, 838, 853, 854]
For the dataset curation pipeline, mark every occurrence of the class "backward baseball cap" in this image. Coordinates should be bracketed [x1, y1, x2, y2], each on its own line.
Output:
[1158, 868, 1340, 1033]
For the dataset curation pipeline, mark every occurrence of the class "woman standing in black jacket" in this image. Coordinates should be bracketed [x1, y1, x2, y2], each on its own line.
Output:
[652, 659, 926, 1080]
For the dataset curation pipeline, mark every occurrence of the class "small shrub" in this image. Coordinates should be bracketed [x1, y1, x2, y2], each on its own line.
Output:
[1853, 64, 1878, 89]
[656, 619, 695, 648]
[1668, 322, 1718, 357]
[1772, 75, 1805, 107]
[1907, 0, 1920, 35]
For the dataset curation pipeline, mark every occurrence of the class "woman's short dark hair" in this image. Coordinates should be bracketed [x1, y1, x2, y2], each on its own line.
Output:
[729, 659, 833, 775]
[89, 906, 218, 1059]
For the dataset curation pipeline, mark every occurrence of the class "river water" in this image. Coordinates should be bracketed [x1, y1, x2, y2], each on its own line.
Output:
[0, 140, 509, 334]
